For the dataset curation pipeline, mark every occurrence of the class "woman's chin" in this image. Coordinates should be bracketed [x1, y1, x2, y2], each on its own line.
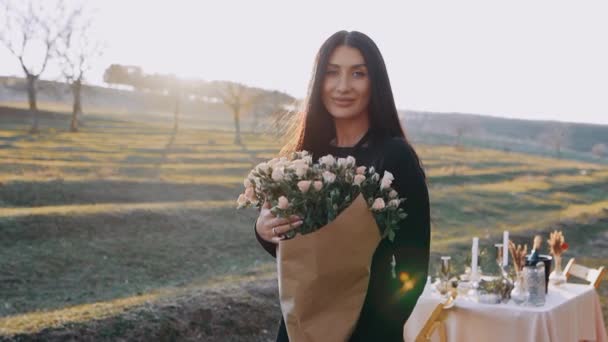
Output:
[328, 108, 365, 120]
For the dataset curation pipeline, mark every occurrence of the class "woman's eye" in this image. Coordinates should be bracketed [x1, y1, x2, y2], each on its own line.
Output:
[325, 70, 338, 75]
[353, 71, 366, 78]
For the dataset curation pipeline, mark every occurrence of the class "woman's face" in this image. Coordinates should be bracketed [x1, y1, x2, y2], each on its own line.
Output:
[321, 45, 371, 121]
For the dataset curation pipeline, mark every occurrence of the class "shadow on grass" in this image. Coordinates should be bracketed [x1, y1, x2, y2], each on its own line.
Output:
[0, 180, 240, 207]
[0, 207, 268, 318]
[0, 272, 280, 342]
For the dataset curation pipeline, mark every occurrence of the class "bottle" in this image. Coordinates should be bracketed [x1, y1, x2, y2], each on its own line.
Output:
[527, 235, 542, 265]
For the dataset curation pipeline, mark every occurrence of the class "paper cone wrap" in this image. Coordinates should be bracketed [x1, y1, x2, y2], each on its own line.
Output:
[277, 193, 381, 342]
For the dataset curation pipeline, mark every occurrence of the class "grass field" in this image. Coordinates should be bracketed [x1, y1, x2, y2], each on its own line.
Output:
[0, 105, 607, 340]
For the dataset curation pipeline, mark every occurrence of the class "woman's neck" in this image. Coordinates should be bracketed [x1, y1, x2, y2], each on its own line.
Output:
[333, 115, 370, 147]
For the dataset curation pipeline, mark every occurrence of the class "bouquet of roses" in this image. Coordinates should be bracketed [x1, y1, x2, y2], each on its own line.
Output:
[237, 150, 407, 242]
[237, 150, 409, 341]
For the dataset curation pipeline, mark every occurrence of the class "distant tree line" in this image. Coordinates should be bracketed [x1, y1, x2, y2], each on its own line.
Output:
[103, 64, 295, 144]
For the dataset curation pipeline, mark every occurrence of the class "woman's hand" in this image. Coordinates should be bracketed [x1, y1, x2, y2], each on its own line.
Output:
[256, 201, 303, 243]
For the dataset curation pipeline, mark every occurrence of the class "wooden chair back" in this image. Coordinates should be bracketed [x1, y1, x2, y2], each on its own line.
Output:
[415, 296, 454, 342]
[563, 258, 606, 289]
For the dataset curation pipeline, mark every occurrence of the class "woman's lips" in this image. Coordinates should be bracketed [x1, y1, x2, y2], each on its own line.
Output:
[332, 98, 355, 107]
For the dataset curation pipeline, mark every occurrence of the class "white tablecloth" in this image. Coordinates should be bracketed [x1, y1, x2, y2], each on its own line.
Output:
[403, 282, 607, 342]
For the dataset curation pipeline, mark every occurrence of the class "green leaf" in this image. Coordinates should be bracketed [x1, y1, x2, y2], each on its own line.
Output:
[388, 230, 396, 242]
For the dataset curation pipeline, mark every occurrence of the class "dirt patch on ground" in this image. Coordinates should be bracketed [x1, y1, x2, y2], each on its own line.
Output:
[3, 277, 283, 342]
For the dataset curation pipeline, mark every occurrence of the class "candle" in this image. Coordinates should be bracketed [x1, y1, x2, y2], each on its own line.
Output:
[503, 231, 509, 267]
[471, 237, 479, 279]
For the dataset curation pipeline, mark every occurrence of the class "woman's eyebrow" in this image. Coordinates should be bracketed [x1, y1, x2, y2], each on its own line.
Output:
[327, 63, 367, 68]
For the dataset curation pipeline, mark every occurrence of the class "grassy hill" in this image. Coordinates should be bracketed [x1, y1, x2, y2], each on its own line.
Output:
[0, 105, 607, 340]
[403, 110, 608, 164]
[3, 75, 608, 164]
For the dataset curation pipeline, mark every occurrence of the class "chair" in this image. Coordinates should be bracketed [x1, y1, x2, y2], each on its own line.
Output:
[415, 296, 455, 342]
[563, 258, 606, 289]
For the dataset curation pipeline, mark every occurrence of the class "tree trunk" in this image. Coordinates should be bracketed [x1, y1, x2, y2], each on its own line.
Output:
[70, 79, 82, 132]
[233, 109, 242, 145]
[26, 74, 39, 133]
[251, 111, 259, 134]
[173, 95, 180, 133]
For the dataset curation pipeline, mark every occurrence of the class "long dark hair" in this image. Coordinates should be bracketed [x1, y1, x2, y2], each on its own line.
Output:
[282, 30, 424, 176]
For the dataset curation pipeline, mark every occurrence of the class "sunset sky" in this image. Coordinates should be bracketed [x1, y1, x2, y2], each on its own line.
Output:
[1, 0, 607, 124]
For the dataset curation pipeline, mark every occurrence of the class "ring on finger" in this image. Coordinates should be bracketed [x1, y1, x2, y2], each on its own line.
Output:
[272, 227, 278, 236]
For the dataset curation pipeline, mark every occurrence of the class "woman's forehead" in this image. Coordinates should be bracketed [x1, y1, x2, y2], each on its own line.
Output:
[327, 45, 366, 67]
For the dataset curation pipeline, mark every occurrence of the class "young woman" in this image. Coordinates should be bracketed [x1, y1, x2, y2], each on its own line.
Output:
[254, 30, 431, 342]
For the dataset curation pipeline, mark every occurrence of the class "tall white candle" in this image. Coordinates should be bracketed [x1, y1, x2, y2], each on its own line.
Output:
[471, 237, 479, 278]
[503, 231, 509, 267]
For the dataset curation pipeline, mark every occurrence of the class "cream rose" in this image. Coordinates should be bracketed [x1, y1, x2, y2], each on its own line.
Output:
[322, 171, 336, 183]
[313, 180, 323, 191]
[277, 196, 290, 209]
[371, 198, 386, 211]
[256, 162, 270, 174]
[319, 155, 336, 167]
[353, 174, 366, 186]
[389, 190, 398, 199]
[346, 156, 356, 167]
[297, 180, 312, 193]
[271, 167, 284, 181]
[380, 171, 394, 190]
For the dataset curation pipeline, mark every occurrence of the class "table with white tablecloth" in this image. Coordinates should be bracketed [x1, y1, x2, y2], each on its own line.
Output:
[403, 282, 607, 342]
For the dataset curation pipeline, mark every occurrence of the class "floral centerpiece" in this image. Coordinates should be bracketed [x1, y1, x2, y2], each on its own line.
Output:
[509, 241, 529, 305]
[509, 241, 528, 278]
[548, 230, 568, 286]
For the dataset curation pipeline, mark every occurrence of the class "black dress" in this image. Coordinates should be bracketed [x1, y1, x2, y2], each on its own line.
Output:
[254, 131, 431, 342]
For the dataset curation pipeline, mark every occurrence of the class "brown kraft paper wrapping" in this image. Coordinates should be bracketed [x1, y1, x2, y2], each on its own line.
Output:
[277, 193, 382, 342]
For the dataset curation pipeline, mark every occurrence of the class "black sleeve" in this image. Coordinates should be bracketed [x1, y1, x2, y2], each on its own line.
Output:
[254, 220, 277, 258]
[385, 139, 431, 332]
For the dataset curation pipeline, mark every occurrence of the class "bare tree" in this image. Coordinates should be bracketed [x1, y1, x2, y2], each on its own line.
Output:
[138, 73, 183, 133]
[167, 76, 182, 134]
[251, 90, 296, 135]
[214, 81, 263, 145]
[0, 0, 78, 132]
[538, 123, 570, 159]
[55, 6, 102, 132]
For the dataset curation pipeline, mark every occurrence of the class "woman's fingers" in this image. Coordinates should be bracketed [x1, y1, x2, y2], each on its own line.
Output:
[267, 215, 301, 228]
[271, 236, 285, 243]
[272, 220, 303, 236]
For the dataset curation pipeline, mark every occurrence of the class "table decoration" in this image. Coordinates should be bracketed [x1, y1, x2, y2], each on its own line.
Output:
[526, 235, 552, 293]
[494, 243, 513, 303]
[502, 231, 509, 267]
[509, 241, 529, 305]
[524, 258, 546, 306]
[547, 230, 568, 286]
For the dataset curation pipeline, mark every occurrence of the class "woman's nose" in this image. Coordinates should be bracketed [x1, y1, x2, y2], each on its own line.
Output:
[336, 74, 350, 92]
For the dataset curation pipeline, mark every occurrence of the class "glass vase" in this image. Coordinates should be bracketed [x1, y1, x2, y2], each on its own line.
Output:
[549, 254, 567, 286]
[498, 266, 514, 303]
[510, 271, 528, 305]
